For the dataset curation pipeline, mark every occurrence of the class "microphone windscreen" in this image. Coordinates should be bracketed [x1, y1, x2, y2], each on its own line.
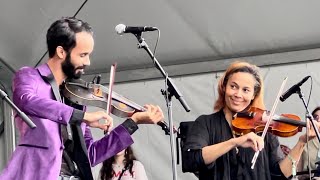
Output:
[115, 24, 126, 35]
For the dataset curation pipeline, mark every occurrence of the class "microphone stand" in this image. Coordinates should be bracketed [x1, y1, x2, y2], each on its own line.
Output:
[296, 86, 320, 142]
[133, 32, 191, 180]
[0, 88, 36, 129]
[296, 86, 320, 178]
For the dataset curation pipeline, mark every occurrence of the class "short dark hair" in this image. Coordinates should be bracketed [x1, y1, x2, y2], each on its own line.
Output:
[46, 17, 93, 58]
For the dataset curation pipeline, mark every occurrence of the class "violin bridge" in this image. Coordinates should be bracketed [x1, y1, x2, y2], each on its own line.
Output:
[93, 86, 103, 98]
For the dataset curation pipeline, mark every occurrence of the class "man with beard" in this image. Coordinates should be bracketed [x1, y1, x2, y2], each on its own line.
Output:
[0, 17, 164, 180]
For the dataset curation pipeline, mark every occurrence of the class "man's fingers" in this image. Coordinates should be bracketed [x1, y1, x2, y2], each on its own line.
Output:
[156, 105, 163, 114]
[90, 123, 107, 131]
[101, 113, 113, 125]
[155, 114, 164, 122]
[99, 123, 110, 131]
[109, 119, 113, 129]
[150, 105, 157, 113]
[144, 104, 151, 111]
[104, 119, 112, 126]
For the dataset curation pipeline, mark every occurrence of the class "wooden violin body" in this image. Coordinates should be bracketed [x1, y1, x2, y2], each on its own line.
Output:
[61, 78, 174, 135]
[62, 79, 144, 118]
[232, 107, 305, 137]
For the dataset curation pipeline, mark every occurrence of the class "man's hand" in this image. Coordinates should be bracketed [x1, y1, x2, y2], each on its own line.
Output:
[83, 111, 113, 131]
[130, 104, 164, 124]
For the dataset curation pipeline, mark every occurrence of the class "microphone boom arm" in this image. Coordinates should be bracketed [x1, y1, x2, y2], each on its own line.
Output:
[134, 33, 191, 112]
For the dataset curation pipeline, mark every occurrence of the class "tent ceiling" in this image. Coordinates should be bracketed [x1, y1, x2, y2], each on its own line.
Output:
[1, 0, 320, 85]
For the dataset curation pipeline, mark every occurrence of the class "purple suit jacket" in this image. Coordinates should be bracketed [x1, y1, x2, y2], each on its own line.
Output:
[0, 64, 134, 180]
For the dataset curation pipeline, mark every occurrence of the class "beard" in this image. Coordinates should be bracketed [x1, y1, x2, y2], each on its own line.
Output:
[61, 52, 85, 79]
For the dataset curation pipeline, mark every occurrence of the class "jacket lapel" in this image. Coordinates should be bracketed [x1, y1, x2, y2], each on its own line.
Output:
[36, 64, 62, 102]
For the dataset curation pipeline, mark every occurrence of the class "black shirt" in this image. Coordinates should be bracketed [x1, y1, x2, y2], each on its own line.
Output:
[183, 109, 286, 180]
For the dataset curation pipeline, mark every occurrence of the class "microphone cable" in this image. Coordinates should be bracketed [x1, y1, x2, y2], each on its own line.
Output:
[304, 75, 313, 179]
[153, 29, 160, 57]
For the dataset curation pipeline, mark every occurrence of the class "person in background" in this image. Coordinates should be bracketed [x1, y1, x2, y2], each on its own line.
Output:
[297, 106, 320, 179]
[100, 146, 148, 180]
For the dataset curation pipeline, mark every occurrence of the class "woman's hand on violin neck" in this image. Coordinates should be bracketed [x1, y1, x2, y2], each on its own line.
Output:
[83, 111, 113, 131]
[299, 120, 320, 143]
[130, 104, 164, 124]
[233, 132, 264, 152]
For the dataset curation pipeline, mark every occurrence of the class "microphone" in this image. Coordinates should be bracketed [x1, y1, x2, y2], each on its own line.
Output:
[115, 24, 158, 35]
[280, 76, 311, 102]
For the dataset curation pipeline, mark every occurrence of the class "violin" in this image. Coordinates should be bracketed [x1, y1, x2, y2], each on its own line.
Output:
[61, 78, 174, 135]
[232, 107, 306, 137]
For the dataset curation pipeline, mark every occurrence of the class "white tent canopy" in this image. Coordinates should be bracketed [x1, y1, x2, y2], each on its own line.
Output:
[1, 1, 320, 84]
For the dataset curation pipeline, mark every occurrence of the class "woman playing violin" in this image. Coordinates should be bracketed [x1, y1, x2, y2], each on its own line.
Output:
[183, 61, 320, 180]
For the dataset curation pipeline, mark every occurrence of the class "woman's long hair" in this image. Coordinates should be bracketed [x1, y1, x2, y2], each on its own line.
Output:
[100, 146, 136, 180]
[214, 60, 265, 112]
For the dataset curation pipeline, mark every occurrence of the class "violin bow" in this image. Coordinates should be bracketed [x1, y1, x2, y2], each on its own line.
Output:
[251, 77, 288, 169]
[105, 63, 117, 134]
